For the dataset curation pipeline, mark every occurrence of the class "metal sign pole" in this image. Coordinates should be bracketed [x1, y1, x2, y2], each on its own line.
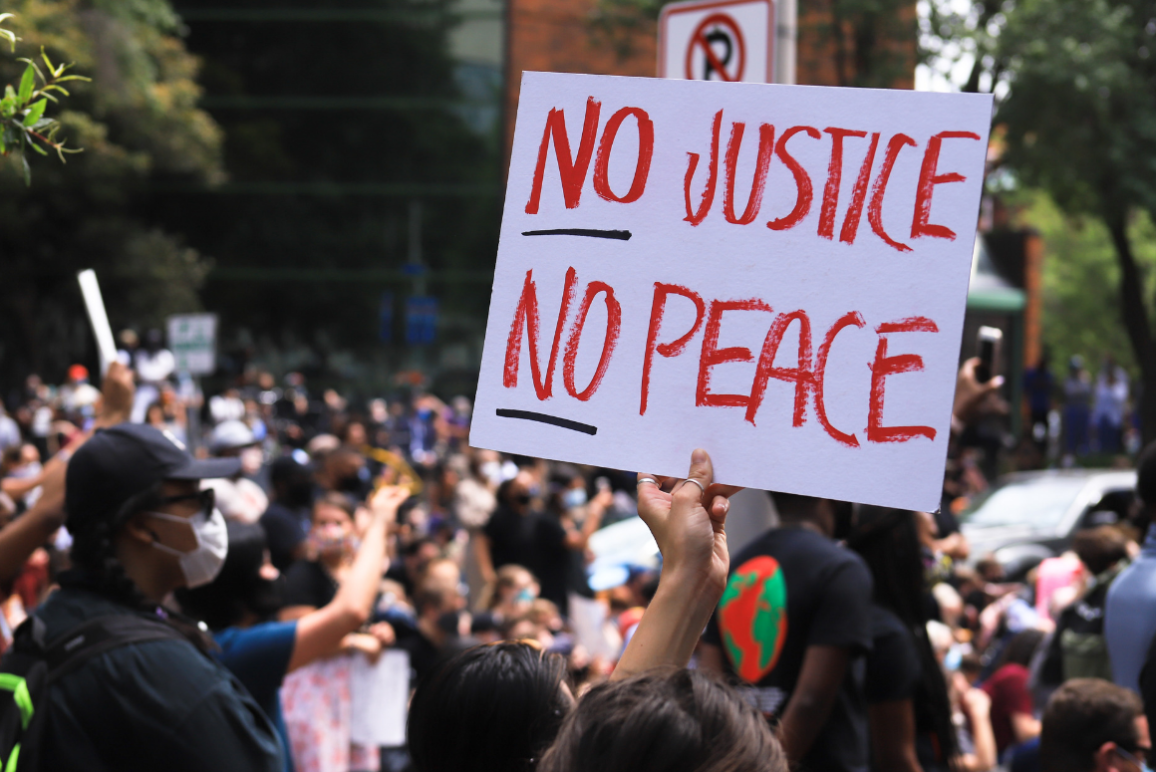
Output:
[776, 0, 796, 85]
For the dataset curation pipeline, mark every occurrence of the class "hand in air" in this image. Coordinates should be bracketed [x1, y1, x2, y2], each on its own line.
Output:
[636, 449, 742, 597]
[953, 357, 1006, 426]
[369, 484, 410, 525]
[96, 361, 135, 428]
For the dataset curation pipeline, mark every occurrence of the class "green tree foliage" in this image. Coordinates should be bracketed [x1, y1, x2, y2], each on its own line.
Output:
[1013, 192, 1156, 376]
[993, 0, 1156, 440]
[0, 0, 221, 387]
[0, 38, 89, 185]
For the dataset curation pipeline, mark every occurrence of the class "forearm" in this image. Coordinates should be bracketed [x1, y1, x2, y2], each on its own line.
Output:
[0, 496, 66, 583]
[779, 689, 840, 762]
[968, 705, 997, 770]
[289, 520, 390, 670]
[333, 518, 389, 623]
[474, 533, 495, 584]
[612, 567, 721, 680]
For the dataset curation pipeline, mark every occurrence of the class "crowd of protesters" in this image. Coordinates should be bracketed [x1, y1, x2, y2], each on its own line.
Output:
[1023, 352, 1142, 464]
[0, 334, 1154, 772]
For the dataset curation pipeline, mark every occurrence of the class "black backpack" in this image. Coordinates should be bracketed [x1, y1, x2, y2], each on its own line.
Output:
[0, 614, 187, 771]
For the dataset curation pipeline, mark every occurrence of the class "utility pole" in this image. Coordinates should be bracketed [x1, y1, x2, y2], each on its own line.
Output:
[776, 0, 796, 85]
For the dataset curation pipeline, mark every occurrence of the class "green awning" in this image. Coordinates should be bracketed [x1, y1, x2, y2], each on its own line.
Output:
[967, 286, 1025, 312]
[967, 233, 1026, 313]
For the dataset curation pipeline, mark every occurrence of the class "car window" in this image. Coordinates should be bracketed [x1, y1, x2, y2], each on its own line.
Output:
[1079, 489, 1136, 529]
[960, 477, 1089, 529]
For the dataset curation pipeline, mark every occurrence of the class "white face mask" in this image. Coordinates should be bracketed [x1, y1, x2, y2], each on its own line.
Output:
[147, 508, 229, 588]
[239, 446, 264, 476]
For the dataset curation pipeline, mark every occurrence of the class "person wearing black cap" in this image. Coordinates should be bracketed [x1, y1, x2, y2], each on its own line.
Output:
[30, 422, 283, 771]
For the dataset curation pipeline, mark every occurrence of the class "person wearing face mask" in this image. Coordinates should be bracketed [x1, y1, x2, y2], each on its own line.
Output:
[203, 420, 269, 525]
[177, 483, 409, 772]
[27, 422, 283, 771]
[276, 492, 397, 772]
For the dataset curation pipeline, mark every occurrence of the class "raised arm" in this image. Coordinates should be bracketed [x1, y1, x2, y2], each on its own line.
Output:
[287, 485, 409, 672]
[612, 449, 740, 680]
[0, 362, 134, 583]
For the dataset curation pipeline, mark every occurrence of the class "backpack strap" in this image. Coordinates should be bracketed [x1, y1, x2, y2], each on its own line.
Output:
[44, 615, 189, 683]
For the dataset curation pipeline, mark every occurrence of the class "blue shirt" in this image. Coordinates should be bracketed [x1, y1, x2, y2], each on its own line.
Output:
[215, 621, 299, 772]
[1106, 525, 1156, 692]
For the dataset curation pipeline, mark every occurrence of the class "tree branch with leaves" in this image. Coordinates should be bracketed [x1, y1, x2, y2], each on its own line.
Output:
[0, 13, 87, 185]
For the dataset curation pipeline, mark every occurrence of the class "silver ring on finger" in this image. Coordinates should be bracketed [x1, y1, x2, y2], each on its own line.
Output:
[636, 477, 659, 487]
[678, 478, 707, 495]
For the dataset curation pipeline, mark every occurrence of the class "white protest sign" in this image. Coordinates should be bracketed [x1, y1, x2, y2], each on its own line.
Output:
[166, 314, 218, 376]
[349, 649, 410, 748]
[77, 270, 117, 376]
[658, 0, 774, 83]
[471, 72, 992, 511]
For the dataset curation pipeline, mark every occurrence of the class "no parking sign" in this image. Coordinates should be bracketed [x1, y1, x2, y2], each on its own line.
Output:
[658, 0, 774, 83]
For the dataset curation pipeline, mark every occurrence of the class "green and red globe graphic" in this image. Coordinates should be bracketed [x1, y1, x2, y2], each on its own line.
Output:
[718, 555, 788, 683]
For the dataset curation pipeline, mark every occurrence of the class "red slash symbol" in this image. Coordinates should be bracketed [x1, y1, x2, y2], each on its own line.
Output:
[685, 13, 746, 82]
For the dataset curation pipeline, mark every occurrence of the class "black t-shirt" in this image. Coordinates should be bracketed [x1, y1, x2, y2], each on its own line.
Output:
[531, 514, 570, 614]
[703, 526, 874, 772]
[865, 604, 920, 705]
[259, 502, 310, 572]
[281, 560, 337, 609]
[483, 505, 538, 570]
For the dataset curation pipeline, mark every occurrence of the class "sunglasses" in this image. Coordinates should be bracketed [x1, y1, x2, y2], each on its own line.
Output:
[153, 488, 215, 518]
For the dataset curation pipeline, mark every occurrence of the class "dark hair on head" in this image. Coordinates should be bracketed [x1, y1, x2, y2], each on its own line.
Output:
[497, 478, 521, 507]
[270, 455, 309, 487]
[998, 628, 1046, 670]
[176, 521, 281, 630]
[1138, 441, 1156, 510]
[960, 652, 983, 675]
[769, 491, 820, 519]
[414, 582, 456, 616]
[1072, 526, 1129, 575]
[312, 491, 355, 522]
[408, 642, 570, 772]
[1040, 678, 1143, 772]
[539, 668, 786, 772]
[66, 482, 161, 611]
[404, 537, 438, 558]
[849, 506, 958, 765]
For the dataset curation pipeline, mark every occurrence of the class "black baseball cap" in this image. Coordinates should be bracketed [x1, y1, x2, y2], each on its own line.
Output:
[65, 423, 240, 531]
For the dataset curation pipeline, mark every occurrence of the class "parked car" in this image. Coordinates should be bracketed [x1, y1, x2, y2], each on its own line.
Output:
[958, 469, 1137, 580]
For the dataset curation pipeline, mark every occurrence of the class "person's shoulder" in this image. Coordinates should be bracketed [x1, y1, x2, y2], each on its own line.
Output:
[35, 586, 133, 638]
[1108, 555, 1156, 599]
[990, 662, 1030, 686]
[868, 603, 909, 639]
[215, 621, 297, 659]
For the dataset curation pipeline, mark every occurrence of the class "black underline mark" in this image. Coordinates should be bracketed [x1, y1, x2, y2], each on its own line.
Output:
[496, 409, 598, 435]
[521, 228, 631, 241]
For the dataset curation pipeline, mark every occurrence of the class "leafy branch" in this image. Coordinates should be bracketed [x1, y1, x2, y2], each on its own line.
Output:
[0, 13, 17, 53]
[0, 15, 89, 185]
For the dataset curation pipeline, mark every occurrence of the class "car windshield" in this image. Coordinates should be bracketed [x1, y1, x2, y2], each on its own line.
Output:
[959, 477, 1089, 529]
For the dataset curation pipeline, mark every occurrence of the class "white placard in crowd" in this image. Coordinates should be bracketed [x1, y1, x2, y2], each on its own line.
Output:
[349, 649, 410, 748]
[470, 72, 992, 511]
[166, 314, 218, 376]
[77, 270, 118, 376]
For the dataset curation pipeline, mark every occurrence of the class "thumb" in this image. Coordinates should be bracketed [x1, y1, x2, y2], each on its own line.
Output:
[677, 448, 713, 503]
